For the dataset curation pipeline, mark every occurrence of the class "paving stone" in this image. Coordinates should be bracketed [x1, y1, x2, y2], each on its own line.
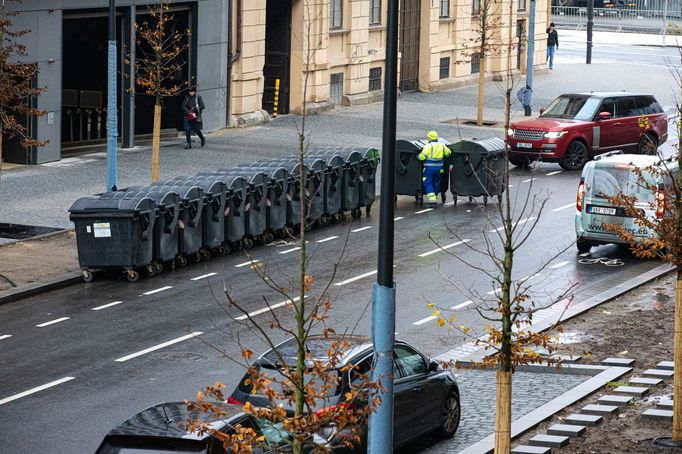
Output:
[511, 446, 552, 454]
[657, 361, 675, 371]
[601, 357, 635, 367]
[550, 354, 582, 363]
[614, 386, 649, 397]
[529, 434, 570, 448]
[581, 404, 619, 415]
[643, 368, 674, 378]
[547, 423, 586, 438]
[643, 409, 673, 420]
[629, 377, 663, 386]
[656, 399, 673, 409]
[564, 413, 603, 426]
[598, 394, 634, 405]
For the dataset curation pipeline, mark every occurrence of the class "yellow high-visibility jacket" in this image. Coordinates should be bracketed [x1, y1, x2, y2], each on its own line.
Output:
[418, 141, 451, 166]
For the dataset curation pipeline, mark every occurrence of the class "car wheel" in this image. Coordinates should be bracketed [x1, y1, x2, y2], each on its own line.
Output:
[577, 239, 592, 253]
[559, 141, 588, 171]
[637, 133, 658, 155]
[509, 156, 531, 169]
[435, 390, 461, 439]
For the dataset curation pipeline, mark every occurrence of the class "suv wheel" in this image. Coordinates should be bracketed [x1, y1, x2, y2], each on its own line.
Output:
[577, 239, 592, 253]
[435, 390, 461, 439]
[509, 156, 531, 168]
[559, 141, 588, 171]
[637, 133, 658, 155]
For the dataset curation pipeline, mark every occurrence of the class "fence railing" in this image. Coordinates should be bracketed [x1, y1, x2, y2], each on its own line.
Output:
[552, 5, 682, 34]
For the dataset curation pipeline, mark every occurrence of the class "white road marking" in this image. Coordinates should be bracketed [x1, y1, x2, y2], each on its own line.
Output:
[546, 170, 563, 176]
[236, 297, 302, 321]
[444, 201, 455, 207]
[551, 260, 570, 269]
[487, 287, 502, 296]
[317, 236, 339, 243]
[452, 300, 473, 310]
[394, 216, 405, 221]
[91, 301, 124, 311]
[141, 286, 173, 296]
[418, 239, 471, 257]
[489, 217, 536, 233]
[579, 252, 591, 257]
[279, 247, 301, 254]
[415, 208, 434, 214]
[352, 226, 373, 233]
[413, 315, 437, 326]
[0, 334, 12, 341]
[522, 178, 533, 183]
[552, 203, 575, 212]
[235, 259, 260, 268]
[191, 272, 217, 281]
[114, 332, 203, 362]
[334, 270, 378, 286]
[508, 184, 514, 188]
[0, 377, 76, 406]
[36, 317, 70, 328]
[414, 300, 475, 325]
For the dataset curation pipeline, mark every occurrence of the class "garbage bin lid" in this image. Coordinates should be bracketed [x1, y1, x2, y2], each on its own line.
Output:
[452, 137, 505, 156]
[69, 196, 156, 215]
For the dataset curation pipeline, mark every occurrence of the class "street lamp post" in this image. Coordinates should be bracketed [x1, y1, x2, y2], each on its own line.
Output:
[586, 0, 594, 64]
[525, 0, 536, 116]
[367, 0, 399, 452]
[107, 0, 118, 191]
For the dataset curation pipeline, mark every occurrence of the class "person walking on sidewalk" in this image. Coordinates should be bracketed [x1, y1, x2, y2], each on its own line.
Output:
[182, 86, 205, 149]
[418, 130, 451, 208]
[546, 22, 559, 70]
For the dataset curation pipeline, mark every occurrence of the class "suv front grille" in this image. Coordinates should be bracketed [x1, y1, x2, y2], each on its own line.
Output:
[513, 129, 544, 141]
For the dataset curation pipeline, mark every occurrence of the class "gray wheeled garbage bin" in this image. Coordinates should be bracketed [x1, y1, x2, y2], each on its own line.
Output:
[235, 163, 289, 238]
[312, 147, 363, 218]
[306, 153, 345, 223]
[221, 174, 248, 249]
[450, 138, 506, 206]
[157, 184, 205, 263]
[395, 139, 451, 206]
[131, 189, 182, 273]
[216, 169, 269, 248]
[359, 147, 380, 215]
[271, 158, 325, 227]
[69, 195, 156, 282]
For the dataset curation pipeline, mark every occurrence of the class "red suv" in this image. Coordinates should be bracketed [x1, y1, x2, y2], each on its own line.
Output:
[508, 92, 668, 170]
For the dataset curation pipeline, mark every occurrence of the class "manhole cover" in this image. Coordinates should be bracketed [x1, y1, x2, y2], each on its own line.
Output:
[443, 118, 501, 127]
[0, 223, 63, 240]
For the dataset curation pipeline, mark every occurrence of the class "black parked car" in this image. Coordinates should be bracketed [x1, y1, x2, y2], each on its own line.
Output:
[94, 401, 300, 454]
[229, 335, 461, 451]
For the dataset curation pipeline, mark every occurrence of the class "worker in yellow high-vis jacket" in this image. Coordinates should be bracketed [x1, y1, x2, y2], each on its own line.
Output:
[418, 131, 451, 207]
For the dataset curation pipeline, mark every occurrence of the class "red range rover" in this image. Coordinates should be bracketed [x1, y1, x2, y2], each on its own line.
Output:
[508, 92, 668, 170]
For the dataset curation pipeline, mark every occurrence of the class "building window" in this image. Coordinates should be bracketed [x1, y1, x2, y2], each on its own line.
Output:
[440, 0, 450, 18]
[439, 57, 450, 79]
[370, 0, 381, 25]
[369, 67, 382, 90]
[471, 53, 481, 74]
[330, 72, 344, 105]
[518, 0, 526, 10]
[472, 0, 481, 15]
[330, 0, 342, 29]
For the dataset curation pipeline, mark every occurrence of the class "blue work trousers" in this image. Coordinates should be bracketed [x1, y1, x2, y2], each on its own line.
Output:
[423, 165, 442, 202]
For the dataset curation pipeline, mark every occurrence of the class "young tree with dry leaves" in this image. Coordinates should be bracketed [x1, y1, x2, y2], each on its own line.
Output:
[131, 1, 189, 182]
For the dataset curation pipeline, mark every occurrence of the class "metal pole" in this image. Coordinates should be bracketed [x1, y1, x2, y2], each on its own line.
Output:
[525, 0, 536, 116]
[663, 0, 668, 46]
[586, 0, 594, 64]
[367, 0, 398, 451]
[107, 0, 118, 191]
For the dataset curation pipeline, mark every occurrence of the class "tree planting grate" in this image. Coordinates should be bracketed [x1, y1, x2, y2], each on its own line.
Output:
[442, 118, 501, 127]
[0, 223, 63, 240]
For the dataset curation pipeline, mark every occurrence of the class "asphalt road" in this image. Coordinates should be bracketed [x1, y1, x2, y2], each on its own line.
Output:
[560, 35, 681, 68]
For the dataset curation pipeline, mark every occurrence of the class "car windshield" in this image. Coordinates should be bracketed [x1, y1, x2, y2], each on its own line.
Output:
[96, 437, 208, 454]
[541, 95, 601, 120]
[590, 166, 656, 203]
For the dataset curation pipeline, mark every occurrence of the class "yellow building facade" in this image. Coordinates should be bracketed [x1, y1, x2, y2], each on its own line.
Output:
[228, 0, 549, 126]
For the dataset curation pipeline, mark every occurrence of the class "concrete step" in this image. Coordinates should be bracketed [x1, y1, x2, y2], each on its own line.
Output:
[601, 357, 635, 367]
[581, 404, 619, 415]
[511, 445, 552, 454]
[598, 394, 634, 405]
[547, 423, 586, 438]
[657, 361, 674, 371]
[529, 434, 570, 448]
[614, 386, 649, 397]
[656, 399, 673, 409]
[564, 413, 602, 426]
[550, 354, 582, 363]
[629, 377, 663, 386]
[643, 409, 673, 420]
[643, 369, 674, 378]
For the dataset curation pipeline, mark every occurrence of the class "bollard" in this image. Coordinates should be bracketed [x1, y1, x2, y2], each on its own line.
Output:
[273, 78, 280, 118]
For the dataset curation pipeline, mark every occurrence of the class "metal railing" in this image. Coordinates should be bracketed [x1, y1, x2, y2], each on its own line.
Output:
[552, 3, 682, 34]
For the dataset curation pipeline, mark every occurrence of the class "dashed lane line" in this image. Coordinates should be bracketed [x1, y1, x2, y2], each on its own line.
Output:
[551, 260, 570, 269]
[486, 275, 540, 295]
[417, 239, 471, 258]
[444, 201, 455, 207]
[579, 252, 592, 257]
[551, 203, 575, 212]
[546, 170, 563, 176]
[141, 286, 173, 296]
[522, 178, 533, 183]
[235, 259, 261, 268]
[334, 270, 378, 287]
[91, 301, 124, 311]
[235, 296, 302, 321]
[394, 216, 405, 221]
[317, 236, 339, 243]
[452, 300, 473, 310]
[352, 226, 372, 233]
[36, 317, 70, 328]
[415, 208, 434, 214]
[0, 377, 76, 406]
[114, 332, 203, 362]
[279, 247, 301, 255]
[0, 334, 12, 341]
[191, 272, 217, 281]
[488, 217, 536, 233]
[413, 300, 474, 326]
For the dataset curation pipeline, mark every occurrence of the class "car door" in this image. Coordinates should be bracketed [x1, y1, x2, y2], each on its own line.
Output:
[391, 353, 417, 447]
[615, 96, 641, 151]
[593, 97, 620, 153]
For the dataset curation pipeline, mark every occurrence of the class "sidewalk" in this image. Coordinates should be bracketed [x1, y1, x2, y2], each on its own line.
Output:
[561, 28, 681, 47]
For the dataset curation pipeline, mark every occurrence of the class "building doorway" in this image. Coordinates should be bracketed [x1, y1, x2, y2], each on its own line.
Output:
[399, 0, 421, 92]
[262, 0, 292, 115]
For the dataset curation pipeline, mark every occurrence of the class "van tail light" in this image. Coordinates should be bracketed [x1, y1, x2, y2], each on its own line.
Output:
[227, 396, 243, 406]
[315, 402, 349, 417]
[576, 179, 585, 212]
[656, 185, 666, 219]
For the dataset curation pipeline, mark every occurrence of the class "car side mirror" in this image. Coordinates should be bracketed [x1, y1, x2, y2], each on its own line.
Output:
[539, 107, 545, 115]
[597, 111, 612, 120]
[428, 360, 439, 373]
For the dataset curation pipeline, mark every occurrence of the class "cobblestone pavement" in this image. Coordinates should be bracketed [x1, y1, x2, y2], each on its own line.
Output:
[397, 369, 591, 453]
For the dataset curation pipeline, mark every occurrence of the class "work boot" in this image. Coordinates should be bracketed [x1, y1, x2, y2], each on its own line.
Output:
[184, 144, 191, 150]
[200, 137, 206, 147]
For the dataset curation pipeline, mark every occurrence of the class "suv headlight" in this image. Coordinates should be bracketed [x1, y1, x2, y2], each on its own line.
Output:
[544, 131, 567, 139]
[507, 128, 514, 137]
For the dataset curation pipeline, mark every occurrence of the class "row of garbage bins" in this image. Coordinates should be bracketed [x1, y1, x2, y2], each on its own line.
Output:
[69, 147, 380, 282]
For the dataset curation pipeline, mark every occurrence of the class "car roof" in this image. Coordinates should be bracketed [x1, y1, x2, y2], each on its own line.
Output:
[107, 402, 245, 440]
[258, 334, 372, 367]
[592, 153, 679, 168]
[565, 91, 653, 98]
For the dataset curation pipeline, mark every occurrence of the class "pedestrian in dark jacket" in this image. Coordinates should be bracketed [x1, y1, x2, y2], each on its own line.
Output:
[182, 86, 205, 149]
[546, 22, 559, 70]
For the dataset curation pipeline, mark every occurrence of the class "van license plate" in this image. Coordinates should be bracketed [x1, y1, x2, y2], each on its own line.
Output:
[517, 142, 533, 148]
[590, 206, 616, 215]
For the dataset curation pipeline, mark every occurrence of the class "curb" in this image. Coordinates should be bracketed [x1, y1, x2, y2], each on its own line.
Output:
[0, 270, 85, 305]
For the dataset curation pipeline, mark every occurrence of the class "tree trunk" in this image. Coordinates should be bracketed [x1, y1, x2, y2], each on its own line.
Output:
[476, 55, 486, 126]
[494, 369, 512, 453]
[673, 271, 682, 441]
[151, 101, 161, 182]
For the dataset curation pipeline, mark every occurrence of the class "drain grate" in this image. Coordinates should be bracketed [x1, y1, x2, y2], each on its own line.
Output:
[0, 223, 63, 240]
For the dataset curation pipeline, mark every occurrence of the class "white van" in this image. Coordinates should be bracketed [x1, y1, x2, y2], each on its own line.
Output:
[574, 151, 677, 253]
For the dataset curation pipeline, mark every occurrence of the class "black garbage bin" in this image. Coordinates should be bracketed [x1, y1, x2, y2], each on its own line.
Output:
[450, 138, 506, 206]
[272, 158, 325, 227]
[359, 147, 380, 215]
[216, 169, 269, 248]
[312, 147, 363, 218]
[153, 184, 205, 262]
[306, 153, 345, 223]
[245, 161, 298, 235]
[216, 174, 248, 250]
[395, 139, 451, 206]
[234, 163, 289, 239]
[69, 195, 156, 282]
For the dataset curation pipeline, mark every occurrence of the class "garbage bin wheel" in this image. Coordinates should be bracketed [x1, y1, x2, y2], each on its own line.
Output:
[263, 232, 275, 244]
[243, 237, 255, 249]
[144, 264, 156, 277]
[166, 260, 176, 271]
[483, 196, 488, 206]
[317, 214, 329, 227]
[441, 193, 447, 203]
[201, 249, 212, 261]
[126, 269, 140, 283]
[394, 195, 398, 205]
[365, 205, 372, 216]
[415, 195, 422, 205]
[217, 245, 228, 256]
[453, 194, 458, 206]
[176, 255, 188, 268]
[193, 252, 203, 263]
[283, 225, 295, 238]
[333, 212, 344, 223]
[468, 197, 474, 203]
[82, 270, 94, 283]
[153, 262, 163, 274]
[352, 208, 361, 219]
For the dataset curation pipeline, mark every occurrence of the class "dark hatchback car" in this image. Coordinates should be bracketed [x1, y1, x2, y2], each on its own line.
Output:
[229, 335, 461, 451]
[95, 401, 296, 454]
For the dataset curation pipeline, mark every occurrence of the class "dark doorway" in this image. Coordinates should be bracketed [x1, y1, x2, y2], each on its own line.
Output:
[263, 0, 292, 115]
[516, 20, 525, 70]
[399, 0, 421, 92]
